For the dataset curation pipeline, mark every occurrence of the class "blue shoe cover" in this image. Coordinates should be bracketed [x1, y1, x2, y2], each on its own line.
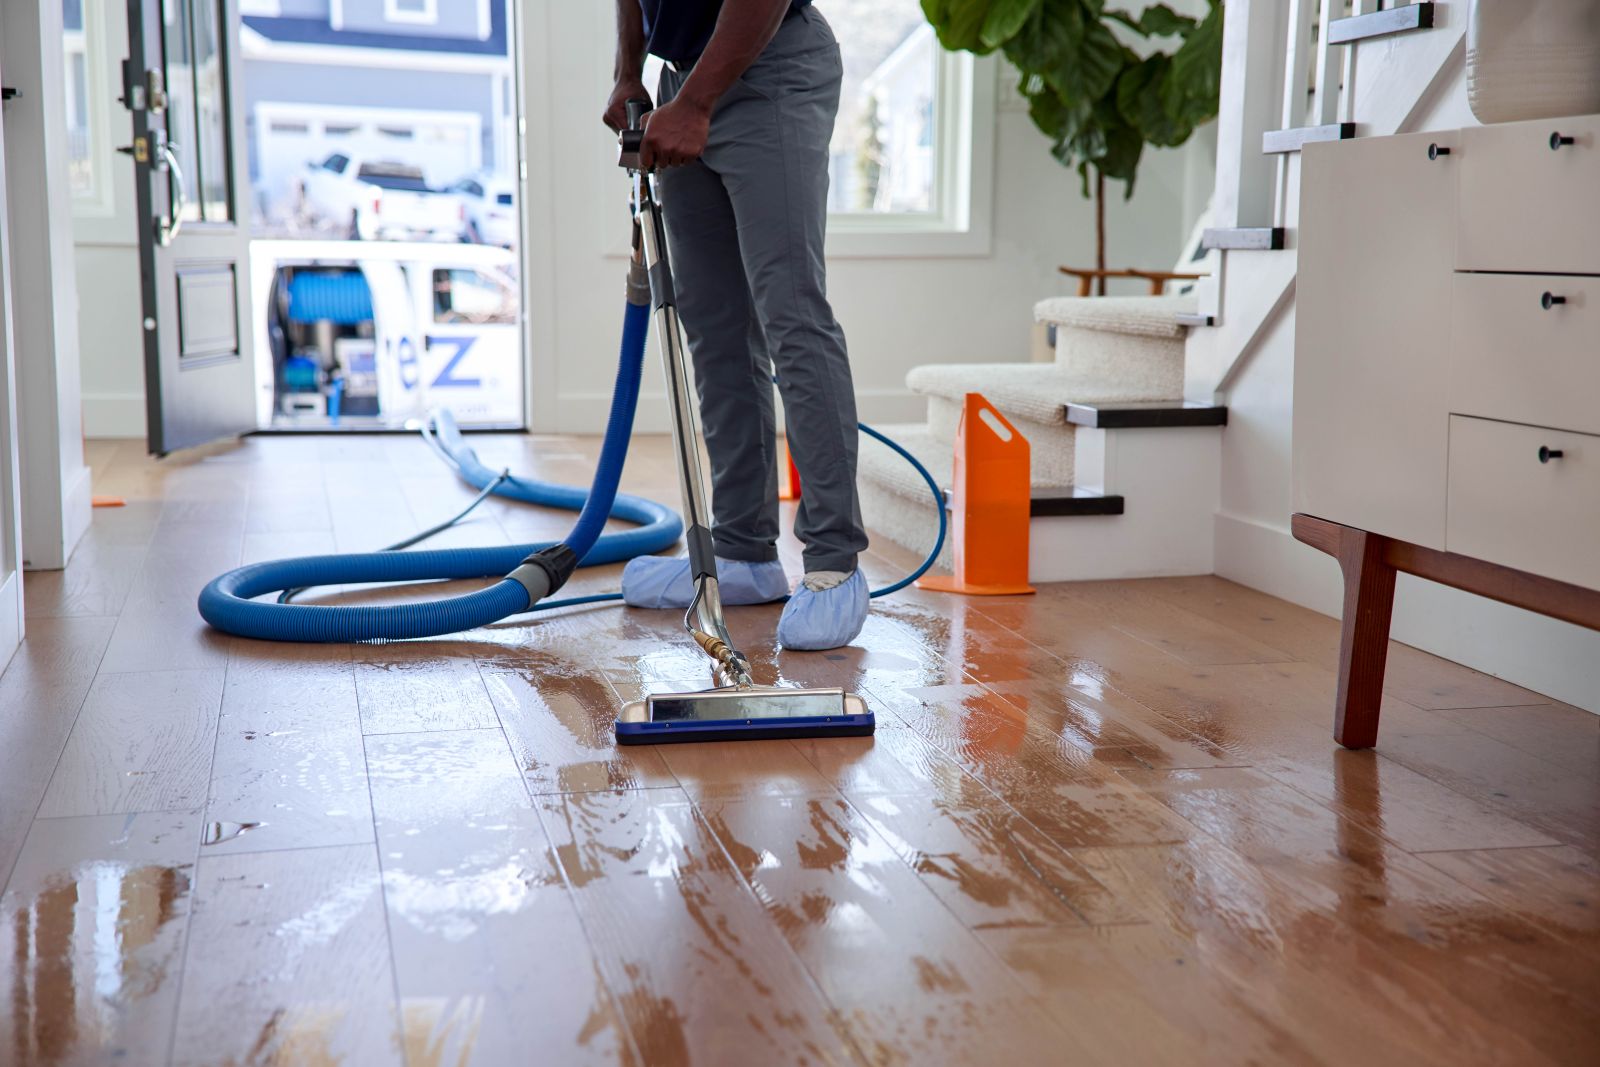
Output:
[622, 554, 789, 609]
[776, 570, 869, 651]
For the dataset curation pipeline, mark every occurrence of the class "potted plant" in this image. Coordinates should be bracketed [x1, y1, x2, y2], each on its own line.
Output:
[922, 0, 1224, 293]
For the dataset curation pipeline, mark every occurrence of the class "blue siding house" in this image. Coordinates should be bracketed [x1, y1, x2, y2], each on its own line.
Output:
[240, 0, 513, 215]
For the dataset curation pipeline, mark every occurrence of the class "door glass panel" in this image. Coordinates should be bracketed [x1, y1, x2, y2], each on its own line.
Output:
[161, 0, 201, 222]
[161, 0, 231, 222]
[190, 0, 231, 220]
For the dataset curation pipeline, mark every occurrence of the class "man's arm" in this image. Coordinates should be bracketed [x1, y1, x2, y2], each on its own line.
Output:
[603, 0, 649, 132]
[639, 0, 792, 168]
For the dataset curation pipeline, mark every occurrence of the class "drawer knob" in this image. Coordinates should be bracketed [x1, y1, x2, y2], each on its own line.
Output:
[1538, 446, 1565, 464]
[1427, 142, 1450, 160]
[1541, 291, 1567, 310]
[1549, 131, 1576, 150]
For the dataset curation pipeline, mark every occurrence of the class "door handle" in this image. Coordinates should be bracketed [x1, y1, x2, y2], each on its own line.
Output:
[157, 142, 188, 246]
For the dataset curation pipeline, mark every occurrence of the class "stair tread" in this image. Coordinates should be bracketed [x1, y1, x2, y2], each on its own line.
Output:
[1066, 401, 1229, 429]
[1033, 295, 1196, 340]
[907, 363, 1184, 424]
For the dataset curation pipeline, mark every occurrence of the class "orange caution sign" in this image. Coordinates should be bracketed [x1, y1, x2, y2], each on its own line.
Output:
[778, 434, 802, 501]
[916, 393, 1035, 596]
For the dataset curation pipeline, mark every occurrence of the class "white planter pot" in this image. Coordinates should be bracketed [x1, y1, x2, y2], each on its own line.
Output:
[1468, 0, 1600, 124]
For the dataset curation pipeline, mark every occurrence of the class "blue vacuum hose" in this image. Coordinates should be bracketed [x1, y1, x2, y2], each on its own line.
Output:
[198, 300, 678, 642]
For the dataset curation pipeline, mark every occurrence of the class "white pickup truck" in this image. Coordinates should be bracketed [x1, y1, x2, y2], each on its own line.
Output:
[296, 153, 463, 242]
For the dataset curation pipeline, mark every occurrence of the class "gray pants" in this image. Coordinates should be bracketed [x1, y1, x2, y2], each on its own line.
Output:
[656, 7, 867, 574]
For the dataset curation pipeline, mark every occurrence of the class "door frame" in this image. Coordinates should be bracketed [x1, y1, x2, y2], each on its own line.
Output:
[0, 52, 26, 665]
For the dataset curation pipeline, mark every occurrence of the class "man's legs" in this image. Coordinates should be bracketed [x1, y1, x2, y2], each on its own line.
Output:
[620, 68, 790, 609]
[656, 71, 784, 565]
[704, 11, 868, 577]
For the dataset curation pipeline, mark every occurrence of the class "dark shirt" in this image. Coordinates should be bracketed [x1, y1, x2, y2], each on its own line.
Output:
[640, 0, 810, 64]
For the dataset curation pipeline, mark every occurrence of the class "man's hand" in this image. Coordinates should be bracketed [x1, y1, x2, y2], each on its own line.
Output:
[603, 78, 650, 132]
[640, 97, 712, 169]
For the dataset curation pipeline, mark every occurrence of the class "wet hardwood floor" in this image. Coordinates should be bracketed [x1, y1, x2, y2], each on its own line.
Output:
[2, 433, 1597, 1066]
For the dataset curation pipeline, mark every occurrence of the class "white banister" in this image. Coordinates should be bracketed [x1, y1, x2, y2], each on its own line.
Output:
[1213, 0, 1288, 230]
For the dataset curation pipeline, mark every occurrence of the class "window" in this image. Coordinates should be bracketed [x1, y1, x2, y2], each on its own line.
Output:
[813, 0, 986, 251]
[61, 0, 111, 213]
[385, 0, 438, 26]
[433, 269, 515, 325]
[324, 154, 350, 174]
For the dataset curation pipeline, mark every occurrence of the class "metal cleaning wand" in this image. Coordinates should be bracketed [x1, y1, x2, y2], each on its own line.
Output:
[619, 101, 755, 689]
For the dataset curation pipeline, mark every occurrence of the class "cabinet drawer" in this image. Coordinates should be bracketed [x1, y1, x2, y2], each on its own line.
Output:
[1447, 417, 1600, 591]
[1456, 114, 1600, 274]
[1450, 273, 1600, 436]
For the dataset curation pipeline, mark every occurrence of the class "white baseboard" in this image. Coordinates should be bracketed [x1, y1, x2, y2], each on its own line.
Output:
[62, 462, 92, 563]
[1215, 511, 1600, 713]
[0, 571, 20, 673]
[82, 392, 147, 439]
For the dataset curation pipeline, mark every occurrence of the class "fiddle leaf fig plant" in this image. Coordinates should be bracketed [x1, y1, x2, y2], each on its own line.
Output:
[922, 0, 1223, 287]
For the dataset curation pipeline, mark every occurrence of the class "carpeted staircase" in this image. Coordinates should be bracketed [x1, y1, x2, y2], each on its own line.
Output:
[860, 294, 1226, 581]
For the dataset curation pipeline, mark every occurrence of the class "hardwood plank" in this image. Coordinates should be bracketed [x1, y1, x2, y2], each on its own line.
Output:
[366, 729, 637, 1065]
[0, 811, 198, 1066]
[22, 539, 149, 619]
[848, 788, 1142, 929]
[354, 642, 499, 735]
[38, 669, 225, 819]
[483, 668, 674, 794]
[1428, 702, 1600, 775]
[700, 794, 1088, 1063]
[980, 924, 1323, 1066]
[206, 663, 371, 854]
[1416, 845, 1600, 943]
[0, 616, 117, 890]
[1261, 747, 1559, 853]
[1052, 580, 1299, 667]
[877, 683, 1199, 848]
[170, 844, 402, 1066]
[1073, 841, 1574, 1066]
[537, 788, 861, 1065]
[1379, 730, 1600, 853]
[1085, 774, 1600, 1063]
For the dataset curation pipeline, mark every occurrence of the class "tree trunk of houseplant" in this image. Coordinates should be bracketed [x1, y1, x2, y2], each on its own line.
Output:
[1094, 168, 1107, 296]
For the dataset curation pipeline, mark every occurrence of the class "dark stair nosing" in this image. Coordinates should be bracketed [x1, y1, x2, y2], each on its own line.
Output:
[942, 486, 1125, 518]
[1328, 2, 1434, 45]
[1064, 401, 1229, 429]
[1174, 312, 1214, 328]
[1263, 122, 1356, 154]
[1202, 227, 1286, 251]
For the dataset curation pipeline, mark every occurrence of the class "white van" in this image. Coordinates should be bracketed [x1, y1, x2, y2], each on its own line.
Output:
[250, 240, 524, 430]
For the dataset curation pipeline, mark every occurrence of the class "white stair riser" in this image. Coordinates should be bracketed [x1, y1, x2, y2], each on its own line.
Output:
[1055, 325, 1185, 402]
[925, 395, 1076, 488]
[862, 425, 1222, 583]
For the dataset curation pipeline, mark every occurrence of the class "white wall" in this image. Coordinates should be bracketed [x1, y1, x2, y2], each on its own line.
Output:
[1214, 54, 1600, 711]
[520, 3, 1205, 433]
[2, 0, 93, 570]
[73, 0, 147, 440]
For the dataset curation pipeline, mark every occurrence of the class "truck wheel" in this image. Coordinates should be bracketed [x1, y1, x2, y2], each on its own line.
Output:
[348, 211, 363, 241]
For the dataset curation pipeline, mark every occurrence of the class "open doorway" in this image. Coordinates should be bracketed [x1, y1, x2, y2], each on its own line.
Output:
[238, 0, 525, 432]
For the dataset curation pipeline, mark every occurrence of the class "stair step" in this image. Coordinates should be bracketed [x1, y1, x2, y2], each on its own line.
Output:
[1065, 401, 1229, 429]
[1017, 488, 1125, 518]
[1328, 2, 1434, 45]
[1033, 295, 1195, 340]
[1202, 227, 1286, 251]
[1263, 122, 1356, 154]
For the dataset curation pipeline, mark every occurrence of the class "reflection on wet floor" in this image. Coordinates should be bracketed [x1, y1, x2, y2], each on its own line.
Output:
[0, 844, 191, 1062]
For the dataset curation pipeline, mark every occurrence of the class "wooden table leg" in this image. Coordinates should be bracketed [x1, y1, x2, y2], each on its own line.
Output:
[1333, 526, 1397, 749]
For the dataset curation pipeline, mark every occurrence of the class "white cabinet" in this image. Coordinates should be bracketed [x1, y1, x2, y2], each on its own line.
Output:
[1296, 115, 1600, 587]
[1294, 129, 1459, 550]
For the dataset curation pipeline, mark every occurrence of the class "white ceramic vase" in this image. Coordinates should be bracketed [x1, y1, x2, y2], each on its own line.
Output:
[1468, 0, 1600, 123]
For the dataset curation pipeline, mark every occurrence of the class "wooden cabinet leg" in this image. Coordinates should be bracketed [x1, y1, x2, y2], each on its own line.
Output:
[1333, 528, 1397, 749]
